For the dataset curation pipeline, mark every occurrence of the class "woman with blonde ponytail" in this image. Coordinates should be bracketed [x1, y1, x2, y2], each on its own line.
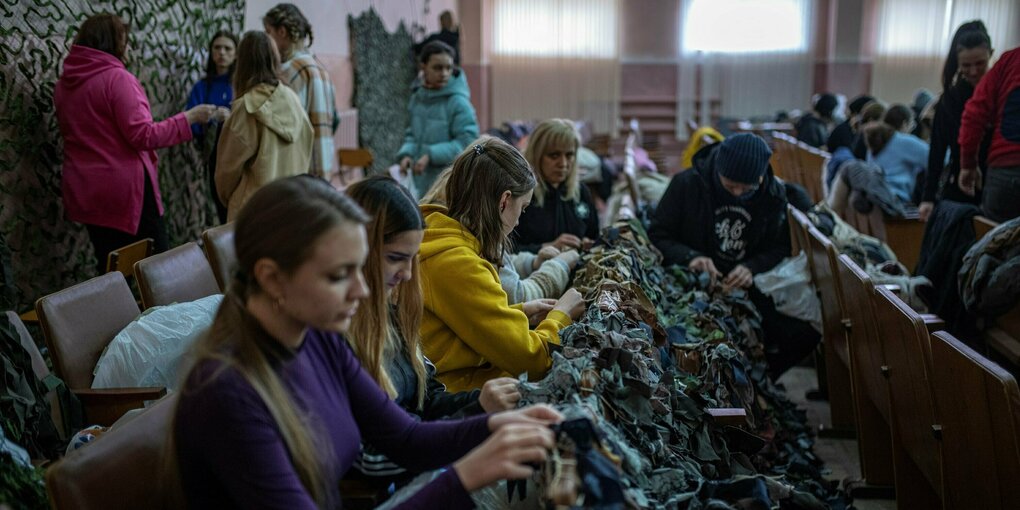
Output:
[345, 175, 520, 485]
[172, 175, 562, 509]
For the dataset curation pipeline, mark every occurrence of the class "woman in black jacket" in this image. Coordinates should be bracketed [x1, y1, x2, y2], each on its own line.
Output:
[918, 21, 993, 221]
[513, 119, 600, 253]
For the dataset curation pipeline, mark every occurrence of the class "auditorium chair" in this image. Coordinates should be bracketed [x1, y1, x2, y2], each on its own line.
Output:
[201, 223, 236, 292]
[872, 286, 945, 509]
[786, 204, 811, 256]
[806, 227, 855, 435]
[106, 238, 154, 279]
[930, 330, 1020, 509]
[46, 394, 177, 510]
[836, 254, 896, 489]
[35, 272, 165, 426]
[134, 242, 220, 310]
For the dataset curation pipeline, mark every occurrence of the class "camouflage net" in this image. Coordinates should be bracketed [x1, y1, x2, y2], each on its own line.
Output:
[518, 219, 844, 509]
[348, 8, 417, 176]
[0, 1, 244, 313]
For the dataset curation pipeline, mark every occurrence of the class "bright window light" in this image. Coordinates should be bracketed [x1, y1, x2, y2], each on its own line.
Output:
[493, 0, 617, 58]
[683, 0, 807, 54]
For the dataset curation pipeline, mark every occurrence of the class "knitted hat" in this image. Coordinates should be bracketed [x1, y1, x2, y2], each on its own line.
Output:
[715, 133, 772, 184]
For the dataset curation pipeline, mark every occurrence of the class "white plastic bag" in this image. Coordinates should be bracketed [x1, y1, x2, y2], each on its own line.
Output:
[753, 253, 822, 333]
[388, 164, 419, 200]
[92, 294, 223, 391]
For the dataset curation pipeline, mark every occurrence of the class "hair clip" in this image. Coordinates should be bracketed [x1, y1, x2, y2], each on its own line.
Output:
[473, 144, 484, 155]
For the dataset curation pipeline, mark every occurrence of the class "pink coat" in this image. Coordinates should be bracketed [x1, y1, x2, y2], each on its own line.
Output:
[54, 45, 191, 234]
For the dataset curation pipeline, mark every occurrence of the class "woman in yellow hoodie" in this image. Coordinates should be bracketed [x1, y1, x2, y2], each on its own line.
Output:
[419, 136, 586, 392]
[215, 31, 313, 221]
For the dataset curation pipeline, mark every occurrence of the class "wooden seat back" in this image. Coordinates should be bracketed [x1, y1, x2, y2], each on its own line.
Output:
[930, 330, 1020, 509]
[836, 254, 896, 485]
[806, 227, 855, 431]
[794, 143, 828, 203]
[974, 215, 999, 240]
[134, 242, 220, 310]
[106, 238, 154, 279]
[872, 286, 944, 506]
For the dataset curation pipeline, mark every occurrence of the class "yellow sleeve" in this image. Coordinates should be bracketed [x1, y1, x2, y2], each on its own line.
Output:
[425, 247, 572, 380]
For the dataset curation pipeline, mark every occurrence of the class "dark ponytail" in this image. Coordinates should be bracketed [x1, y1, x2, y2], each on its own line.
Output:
[942, 20, 991, 91]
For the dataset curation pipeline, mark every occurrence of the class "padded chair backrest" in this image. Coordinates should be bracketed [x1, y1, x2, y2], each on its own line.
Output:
[836, 254, 890, 421]
[35, 272, 140, 389]
[201, 223, 236, 292]
[807, 227, 849, 365]
[106, 238, 154, 277]
[930, 330, 1020, 509]
[135, 242, 220, 310]
[872, 286, 943, 497]
[46, 394, 178, 510]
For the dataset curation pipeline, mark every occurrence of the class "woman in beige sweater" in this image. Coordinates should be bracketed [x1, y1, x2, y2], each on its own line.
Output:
[216, 31, 313, 220]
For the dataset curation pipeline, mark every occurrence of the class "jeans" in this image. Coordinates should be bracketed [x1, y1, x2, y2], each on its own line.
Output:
[982, 166, 1020, 223]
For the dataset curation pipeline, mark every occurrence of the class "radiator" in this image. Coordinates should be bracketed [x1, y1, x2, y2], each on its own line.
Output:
[336, 108, 359, 148]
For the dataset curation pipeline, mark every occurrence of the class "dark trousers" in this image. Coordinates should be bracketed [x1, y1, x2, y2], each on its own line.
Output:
[206, 126, 228, 224]
[85, 173, 168, 274]
[982, 166, 1020, 223]
[749, 286, 821, 379]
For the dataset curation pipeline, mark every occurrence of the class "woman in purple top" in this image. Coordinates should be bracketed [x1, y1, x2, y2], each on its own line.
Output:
[171, 175, 560, 509]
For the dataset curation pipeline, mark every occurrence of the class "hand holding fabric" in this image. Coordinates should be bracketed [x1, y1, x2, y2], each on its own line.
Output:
[478, 377, 522, 413]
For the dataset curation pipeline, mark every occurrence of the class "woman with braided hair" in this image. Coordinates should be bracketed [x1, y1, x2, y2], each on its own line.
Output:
[264, 3, 339, 180]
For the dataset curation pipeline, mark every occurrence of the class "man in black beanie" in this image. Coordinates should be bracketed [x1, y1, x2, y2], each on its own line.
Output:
[650, 133, 819, 377]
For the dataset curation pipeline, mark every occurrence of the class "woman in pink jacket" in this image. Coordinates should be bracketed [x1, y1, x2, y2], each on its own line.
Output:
[55, 13, 221, 273]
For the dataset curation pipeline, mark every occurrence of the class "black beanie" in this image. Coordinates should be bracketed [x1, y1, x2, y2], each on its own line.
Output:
[715, 134, 772, 184]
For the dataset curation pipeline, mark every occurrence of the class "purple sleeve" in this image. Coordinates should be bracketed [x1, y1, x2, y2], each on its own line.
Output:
[338, 338, 490, 474]
[176, 366, 319, 510]
[387, 470, 476, 510]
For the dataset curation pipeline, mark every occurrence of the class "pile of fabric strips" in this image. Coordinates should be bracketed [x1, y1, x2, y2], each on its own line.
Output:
[517, 219, 846, 509]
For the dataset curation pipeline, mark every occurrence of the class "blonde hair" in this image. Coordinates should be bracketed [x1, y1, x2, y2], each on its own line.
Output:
[420, 167, 453, 206]
[346, 176, 428, 409]
[167, 176, 369, 509]
[446, 136, 536, 265]
[524, 119, 581, 207]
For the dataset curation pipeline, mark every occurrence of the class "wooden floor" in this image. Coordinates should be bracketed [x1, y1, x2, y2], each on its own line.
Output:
[777, 367, 896, 510]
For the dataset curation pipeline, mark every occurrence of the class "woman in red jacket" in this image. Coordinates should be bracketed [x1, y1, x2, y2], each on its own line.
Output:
[55, 13, 221, 273]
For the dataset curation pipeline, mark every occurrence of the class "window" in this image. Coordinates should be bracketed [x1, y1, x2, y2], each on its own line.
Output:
[875, 0, 1019, 58]
[492, 0, 617, 58]
[682, 0, 809, 54]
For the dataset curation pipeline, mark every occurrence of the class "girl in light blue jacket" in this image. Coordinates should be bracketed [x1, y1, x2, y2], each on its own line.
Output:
[398, 41, 479, 196]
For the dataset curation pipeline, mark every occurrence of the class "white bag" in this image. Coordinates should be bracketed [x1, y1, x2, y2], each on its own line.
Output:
[388, 164, 419, 200]
[753, 253, 822, 333]
[92, 294, 223, 391]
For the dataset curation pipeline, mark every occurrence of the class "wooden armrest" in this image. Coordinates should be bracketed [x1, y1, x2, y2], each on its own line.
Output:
[74, 387, 167, 427]
[706, 407, 747, 427]
[921, 314, 945, 332]
[878, 284, 902, 294]
[986, 328, 1020, 366]
[339, 479, 383, 508]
